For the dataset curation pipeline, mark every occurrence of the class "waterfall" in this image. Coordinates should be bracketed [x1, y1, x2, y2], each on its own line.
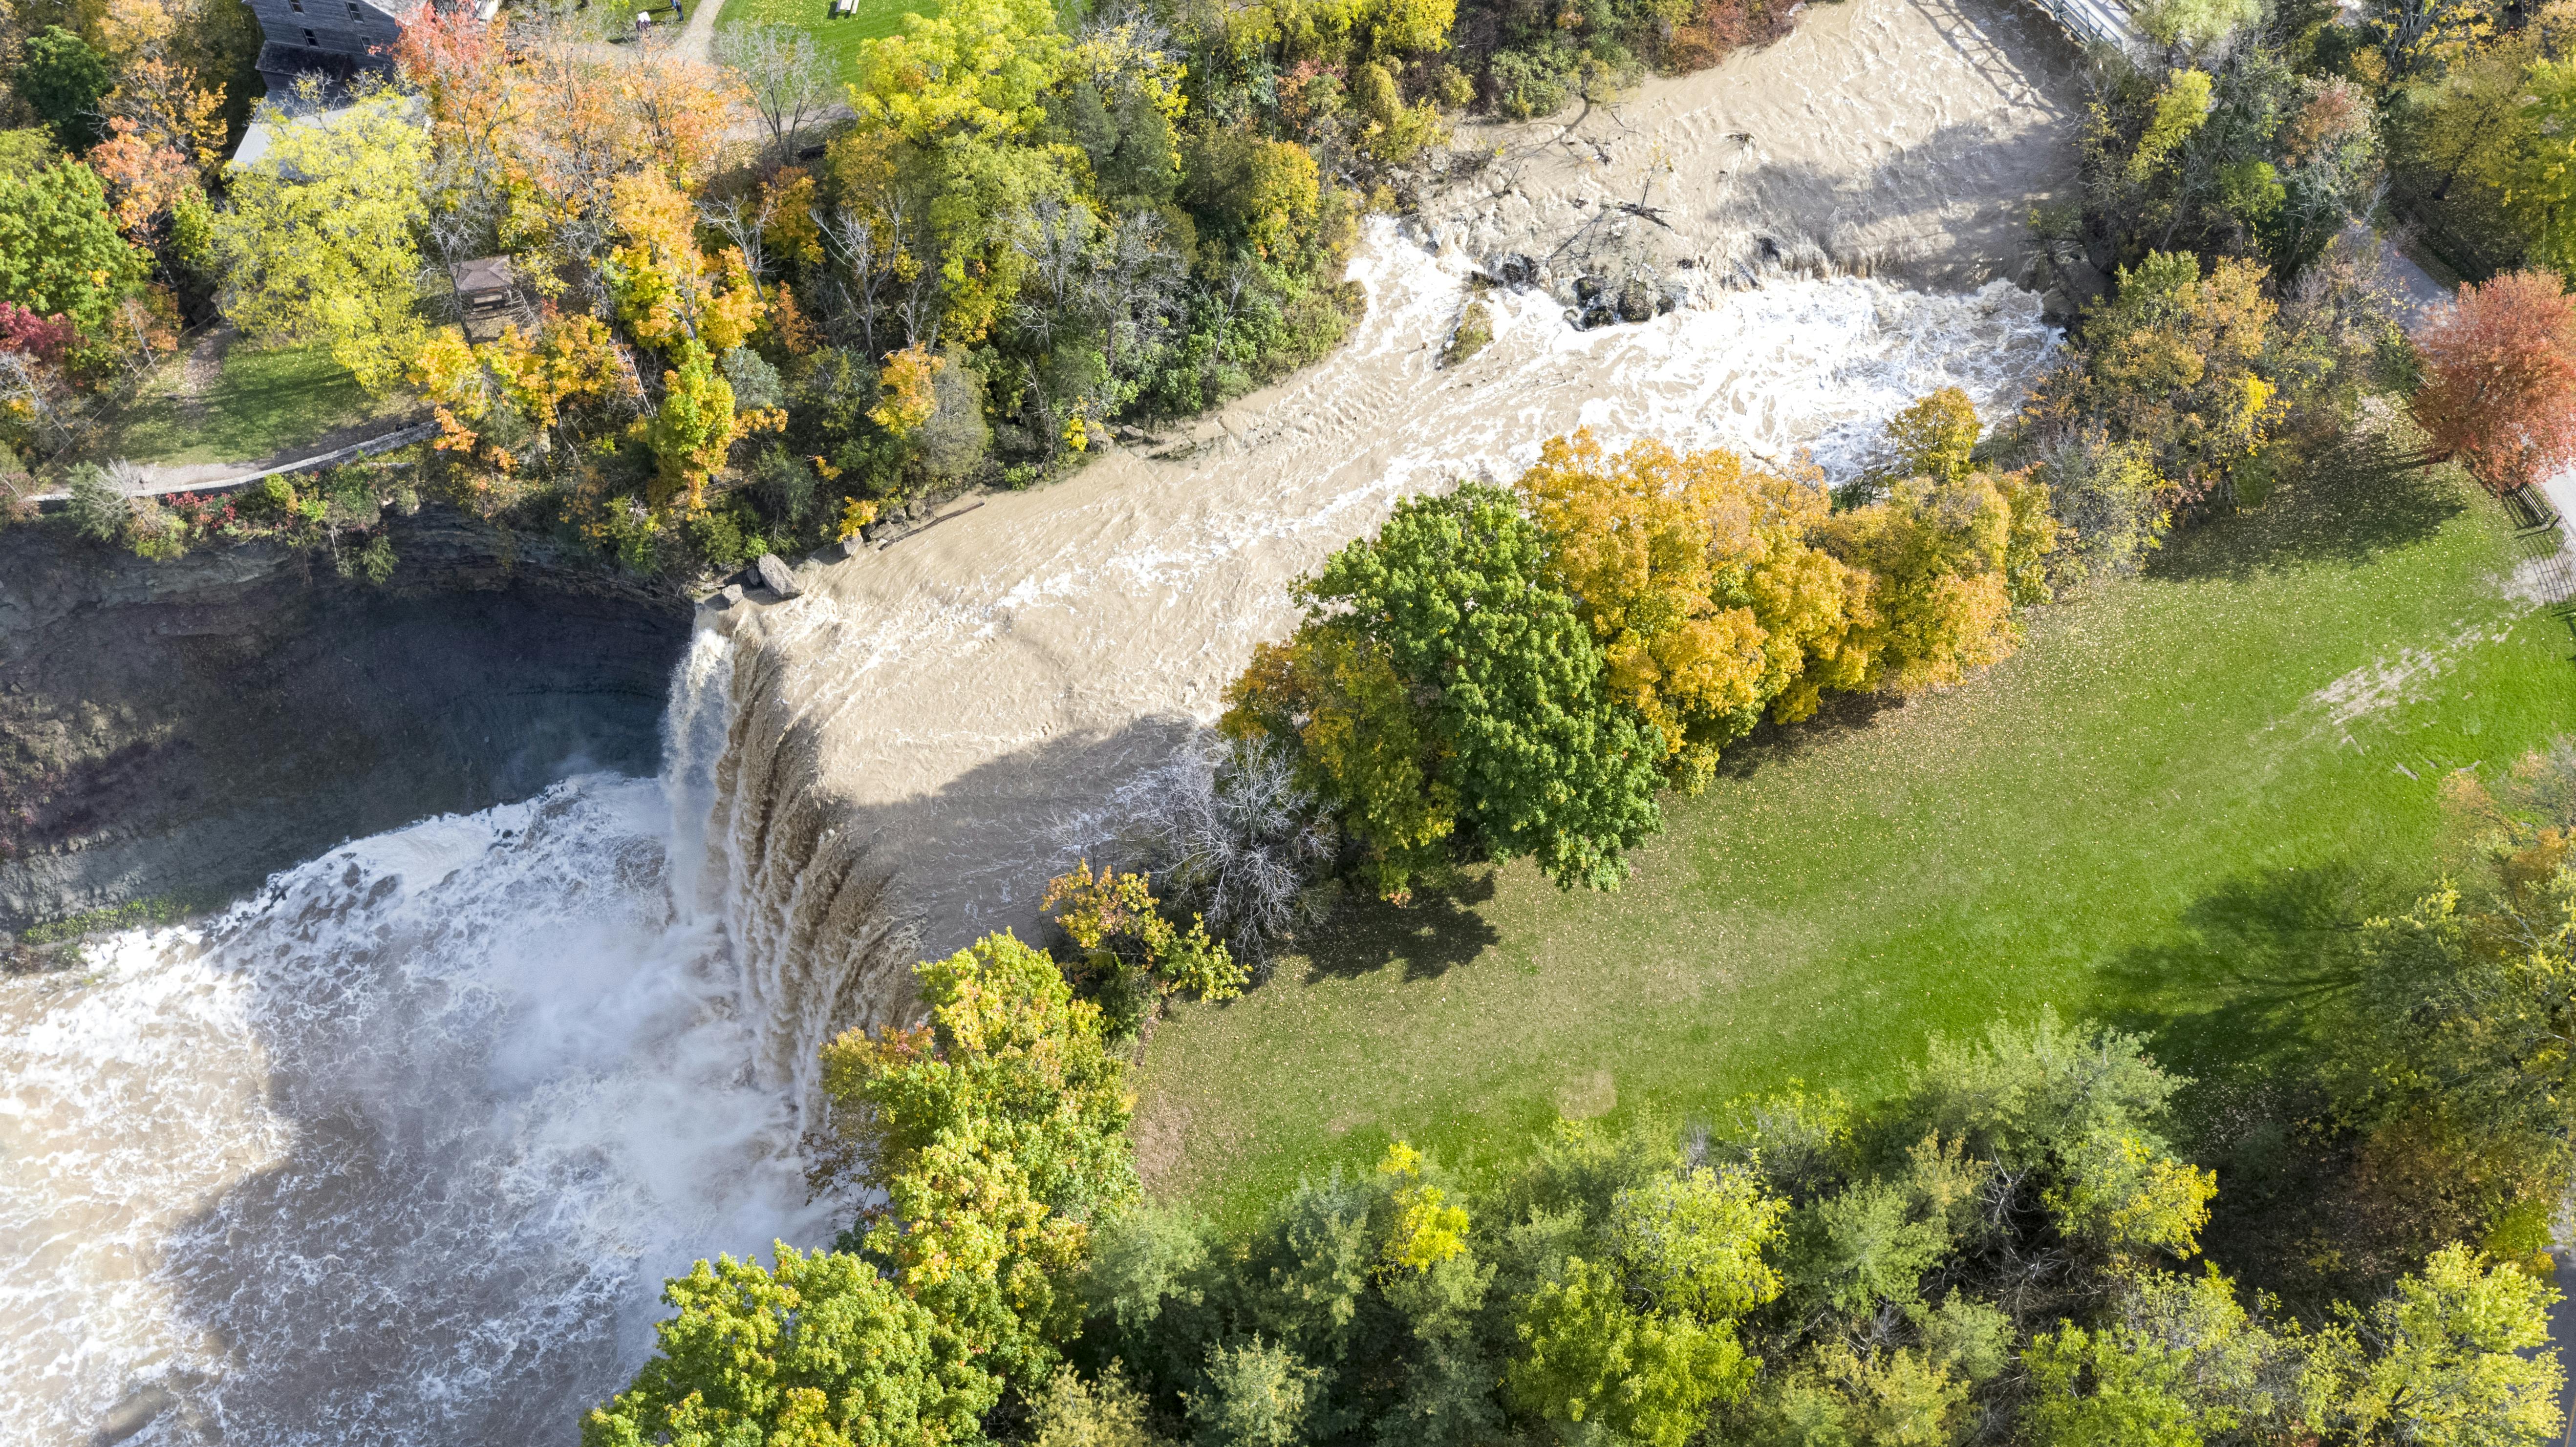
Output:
[0, 216, 2068, 1447]
[0, 667, 849, 1445]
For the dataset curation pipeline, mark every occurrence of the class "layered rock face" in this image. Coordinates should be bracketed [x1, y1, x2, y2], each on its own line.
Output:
[0, 508, 690, 930]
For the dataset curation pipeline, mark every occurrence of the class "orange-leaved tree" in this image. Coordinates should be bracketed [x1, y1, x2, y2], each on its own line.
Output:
[2410, 269, 2576, 497]
[1513, 430, 1872, 791]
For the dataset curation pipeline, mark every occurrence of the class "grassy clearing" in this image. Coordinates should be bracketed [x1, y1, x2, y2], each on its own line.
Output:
[1130, 440, 2576, 1225]
[716, 0, 931, 85]
[97, 339, 403, 469]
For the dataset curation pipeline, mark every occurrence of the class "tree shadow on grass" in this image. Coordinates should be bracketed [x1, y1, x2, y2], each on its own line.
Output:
[2094, 857, 2395, 1083]
[2090, 858, 2474, 1317]
[2147, 430, 2465, 585]
[1708, 689, 1909, 783]
[1293, 870, 1502, 984]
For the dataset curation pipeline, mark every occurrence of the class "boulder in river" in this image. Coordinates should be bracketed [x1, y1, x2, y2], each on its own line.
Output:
[754, 553, 801, 599]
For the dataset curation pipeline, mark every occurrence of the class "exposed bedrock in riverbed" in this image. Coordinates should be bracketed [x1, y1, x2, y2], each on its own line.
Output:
[698, 0, 2089, 1024]
[0, 508, 690, 932]
[1413, 0, 2089, 314]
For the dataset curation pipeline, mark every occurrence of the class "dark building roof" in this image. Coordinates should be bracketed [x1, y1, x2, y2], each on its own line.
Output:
[254, 41, 391, 90]
[449, 256, 517, 303]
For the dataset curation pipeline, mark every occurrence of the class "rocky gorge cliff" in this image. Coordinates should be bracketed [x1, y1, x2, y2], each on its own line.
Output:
[0, 508, 691, 932]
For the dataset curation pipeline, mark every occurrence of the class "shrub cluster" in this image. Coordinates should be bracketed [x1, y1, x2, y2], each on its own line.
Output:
[589, 739, 2576, 1445]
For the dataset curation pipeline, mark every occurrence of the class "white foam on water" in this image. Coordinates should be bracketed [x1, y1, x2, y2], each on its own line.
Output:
[0, 772, 836, 1446]
[0, 219, 2070, 1446]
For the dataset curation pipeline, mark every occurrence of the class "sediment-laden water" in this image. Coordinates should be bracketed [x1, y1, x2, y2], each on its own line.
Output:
[0, 636, 839, 1445]
[0, 0, 2085, 1428]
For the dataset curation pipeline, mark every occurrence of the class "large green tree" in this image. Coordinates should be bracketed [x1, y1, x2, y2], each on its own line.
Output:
[16, 26, 112, 150]
[818, 932, 1138, 1387]
[582, 1245, 998, 1447]
[0, 157, 147, 340]
[1227, 484, 1665, 897]
[213, 87, 429, 392]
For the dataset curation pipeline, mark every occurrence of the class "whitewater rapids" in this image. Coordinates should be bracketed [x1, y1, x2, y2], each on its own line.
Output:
[0, 635, 847, 1447]
[702, 220, 2065, 1019]
[0, 0, 2087, 1429]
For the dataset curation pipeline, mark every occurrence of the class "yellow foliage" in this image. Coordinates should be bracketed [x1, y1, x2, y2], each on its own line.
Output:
[1242, 139, 1321, 256]
[838, 497, 880, 540]
[1514, 430, 1860, 790]
[1883, 386, 1979, 484]
[2047, 1132, 2217, 1263]
[605, 170, 767, 354]
[856, 0, 1067, 143]
[2129, 69, 2212, 183]
[1223, 622, 1455, 899]
[873, 344, 945, 437]
[1818, 470, 2053, 696]
[1377, 1141, 1470, 1273]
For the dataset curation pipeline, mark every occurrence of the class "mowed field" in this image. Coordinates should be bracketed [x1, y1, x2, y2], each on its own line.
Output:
[1129, 442, 2576, 1224]
[716, 0, 930, 83]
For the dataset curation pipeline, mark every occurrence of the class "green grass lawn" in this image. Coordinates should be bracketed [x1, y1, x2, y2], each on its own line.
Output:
[98, 339, 405, 469]
[1130, 439, 2576, 1224]
[716, 0, 931, 85]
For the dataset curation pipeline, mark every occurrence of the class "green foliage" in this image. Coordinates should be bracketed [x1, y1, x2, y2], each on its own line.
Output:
[2038, 251, 2276, 508]
[2328, 745, 2576, 1237]
[2041, 432, 2167, 586]
[0, 158, 147, 341]
[1439, 299, 1493, 368]
[1188, 1338, 1325, 1447]
[2127, 70, 2211, 185]
[1609, 1165, 1786, 1320]
[1181, 130, 1322, 258]
[0, 127, 63, 182]
[820, 931, 1138, 1387]
[639, 340, 741, 511]
[62, 460, 125, 540]
[214, 89, 429, 393]
[17, 27, 112, 150]
[2026, 1269, 2300, 1447]
[1031, 1362, 1175, 1447]
[1043, 861, 1247, 1041]
[1901, 1009, 2189, 1174]
[2134, 0, 2260, 51]
[1505, 1255, 1758, 1447]
[582, 1244, 999, 1447]
[2305, 1244, 2564, 1445]
[1230, 484, 1665, 897]
[2500, 60, 2576, 278]
[1739, 1340, 1975, 1447]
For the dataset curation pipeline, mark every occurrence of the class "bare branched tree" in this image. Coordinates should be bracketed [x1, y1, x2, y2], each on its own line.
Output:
[715, 23, 833, 155]
[1012, 194, 1103, 348]
[1106, 731, 1336, 972]
[701, 191, 778, 300]
[817, 198, 934, 356]
[0, 351, 74, 456]
[1096, 207, 1185, 378]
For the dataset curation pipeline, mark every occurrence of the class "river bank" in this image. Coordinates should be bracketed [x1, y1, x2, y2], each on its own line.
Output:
[694, 0, 2088, 1037]
[0, 508, 690, 933]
